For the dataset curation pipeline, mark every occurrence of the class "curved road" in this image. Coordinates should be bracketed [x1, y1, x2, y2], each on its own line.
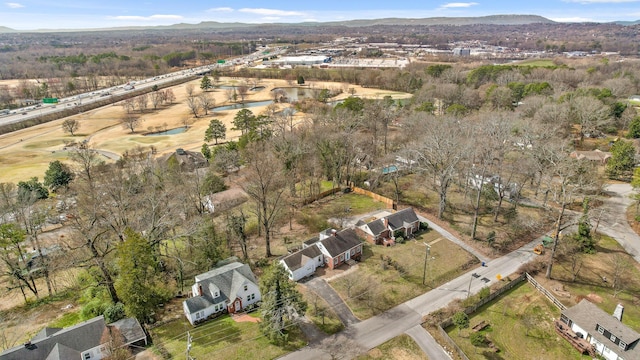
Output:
[597, 183, 640, 262]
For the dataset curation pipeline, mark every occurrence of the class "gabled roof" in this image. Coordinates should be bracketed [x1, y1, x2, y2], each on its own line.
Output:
[319, 229, 362, 258]
[187, 262, 257, 314]
[44, 343, 80, 360]
[32, 327, 62, 341]
[563, 299, 640, 357]
[110, 317, 147, 344]
[281, 245, 323, 271]
[386, 208, 419, 230]
[365, 219, 386, 236]
[0, 316, 106, 360]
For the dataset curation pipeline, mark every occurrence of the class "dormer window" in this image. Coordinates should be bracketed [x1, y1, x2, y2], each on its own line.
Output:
[597, 325, 604, 334]
[610, 334, 616, 343]
[619, 341, 626, 350]
[214, 291, 219, 298]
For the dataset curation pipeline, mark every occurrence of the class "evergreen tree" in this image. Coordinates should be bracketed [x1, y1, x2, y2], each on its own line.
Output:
[259, 262, 307, 345]
[232, 109, 256, 136]
[17, 177, 48, 201]
[606, 139, 636, 179]
[628, 116, 640, 138]
[452, 311, 469, 335]
[200, 75, 212, 91]
[114, 229, 169, 323]
[205, 118, 226, 145]
[44, 160, 74, 191]
[201, 143, 212, 160]
[574, 198, 596, 253]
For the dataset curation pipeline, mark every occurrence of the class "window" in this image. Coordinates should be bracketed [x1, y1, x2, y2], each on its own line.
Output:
[84, 353, 91, 360]
[214, 291, 218, 298]
[247, 295, 250, 302]
[610, 334, 616, 343]
[619, 341, 626, 350]
[597, 325, 605, 334]
[196, 312, 201, 319]
[251, 293, 255, 300]
[244, 285, 248, 291]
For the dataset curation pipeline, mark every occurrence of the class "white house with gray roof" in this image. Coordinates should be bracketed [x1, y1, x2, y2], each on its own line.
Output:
[0, 315, 146, 360]
[280, 245, 324, 281]
[183, 262, 261, 325]
[560, 299, 640, 360]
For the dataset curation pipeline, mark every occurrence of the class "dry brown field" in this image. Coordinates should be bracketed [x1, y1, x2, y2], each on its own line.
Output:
[0, 77, 410, 184]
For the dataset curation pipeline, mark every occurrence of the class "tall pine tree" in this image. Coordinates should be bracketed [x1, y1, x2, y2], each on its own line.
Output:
[259, 262, 306, 345]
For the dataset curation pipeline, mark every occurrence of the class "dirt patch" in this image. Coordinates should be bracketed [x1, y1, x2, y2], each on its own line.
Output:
[586, 293, 603, 303]
[231, 313, 261, 323]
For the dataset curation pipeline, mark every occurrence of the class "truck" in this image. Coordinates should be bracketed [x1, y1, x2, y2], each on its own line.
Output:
[123, 84, 135, 91]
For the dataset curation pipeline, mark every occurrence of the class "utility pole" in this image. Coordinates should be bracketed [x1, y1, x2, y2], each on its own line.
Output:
[186, 331, 194, 360]
[422, 243, 431, 285]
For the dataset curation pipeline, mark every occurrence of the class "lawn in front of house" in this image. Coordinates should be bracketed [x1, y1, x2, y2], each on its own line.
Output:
[330, 230, 479, 320]
[356, 334, 428, 360]
[148, 314, 305, 360]
[444, 282, 589, 360]
[298, 285, 344, 334]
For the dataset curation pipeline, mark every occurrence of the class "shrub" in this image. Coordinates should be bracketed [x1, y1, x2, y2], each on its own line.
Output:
[478, 286, 491, 300]
[395, 236, 405, 244]
[104, 302, 126, 323]
[419, 222, 429, 231]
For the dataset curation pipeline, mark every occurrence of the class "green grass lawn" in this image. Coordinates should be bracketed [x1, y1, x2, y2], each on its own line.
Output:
[445, 282, 589, 360]
[512, 59, 557, 67]
[331, 230, 479, 320]
[356, 334, 428, 360]
[149, 314, 305, 360]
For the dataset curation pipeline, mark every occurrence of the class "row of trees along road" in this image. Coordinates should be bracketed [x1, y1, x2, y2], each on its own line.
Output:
[2, 59, 639, 331]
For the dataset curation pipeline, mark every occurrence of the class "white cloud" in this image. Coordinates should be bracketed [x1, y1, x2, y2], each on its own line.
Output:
[110, 14, 183, 21]
[440, 2, 479, 8]
[563, 0, 639, 3]
[5, 2, 24, 8]
[206, 7, 234, 13]
[238, 8, 305, 17]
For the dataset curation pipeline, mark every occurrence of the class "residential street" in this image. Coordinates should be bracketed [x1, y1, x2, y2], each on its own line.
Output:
[280, 237, 539, 359]
[280, 184, 640, 360]
[596, 183, 640, 262]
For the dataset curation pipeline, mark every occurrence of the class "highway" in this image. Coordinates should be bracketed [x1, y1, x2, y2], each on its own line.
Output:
[0, 46, 283, 128]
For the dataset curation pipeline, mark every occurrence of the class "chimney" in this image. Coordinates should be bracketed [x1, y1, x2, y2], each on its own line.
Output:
[331, 229, 337, 236]
[613, 304, 624, 321]
[384, 217, 389, 229]
[198, 284, 203, 296]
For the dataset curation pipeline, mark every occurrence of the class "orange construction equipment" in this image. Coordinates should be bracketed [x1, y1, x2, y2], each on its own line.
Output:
[533, 244, 545, 255]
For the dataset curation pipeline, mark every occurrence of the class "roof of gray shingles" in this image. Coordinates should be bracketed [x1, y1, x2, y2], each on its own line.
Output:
[281, 245, 323, 271]
[386, 208, 419, 230]
[319, 229, 362, 258]
[186, 262, 258, 315]
[563, 299, 640, 357]
[0, 316, 106, 360]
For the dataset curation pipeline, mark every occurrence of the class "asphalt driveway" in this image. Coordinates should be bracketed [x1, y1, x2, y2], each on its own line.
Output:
[304, 277, 360, 326]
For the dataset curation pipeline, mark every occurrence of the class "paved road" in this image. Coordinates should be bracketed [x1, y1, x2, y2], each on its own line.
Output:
[304, 277, 360, 326]
[597, 183, 640, 262]
[405, 325, 452, 360]
[280, 237, 539, 360]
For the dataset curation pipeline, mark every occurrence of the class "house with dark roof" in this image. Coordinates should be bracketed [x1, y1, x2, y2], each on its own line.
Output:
[183, 262, 261, 325]
[560, 299, 640, 360]
[357, 208, 420, 246]
[280, 245, 324, 281]
[313, 228, 363, 269]
[0, 315, 146, 360]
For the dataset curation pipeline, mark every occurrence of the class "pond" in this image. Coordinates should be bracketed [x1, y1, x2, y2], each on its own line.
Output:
[271, 87, 320, 102]
[145, 126, 188, 136]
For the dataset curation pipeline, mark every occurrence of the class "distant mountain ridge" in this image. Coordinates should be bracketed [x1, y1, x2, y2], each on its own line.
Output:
[0, 14, 554, 33]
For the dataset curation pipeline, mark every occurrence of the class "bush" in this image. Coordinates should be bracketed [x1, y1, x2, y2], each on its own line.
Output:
[104, 302, 126, 323]
[419, 222, 429, 231]
[395, 236, 405, 244]
[478, 286, 491, 300]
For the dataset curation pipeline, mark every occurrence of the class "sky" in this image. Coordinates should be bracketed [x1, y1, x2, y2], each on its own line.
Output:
[1, 0, 640, 30]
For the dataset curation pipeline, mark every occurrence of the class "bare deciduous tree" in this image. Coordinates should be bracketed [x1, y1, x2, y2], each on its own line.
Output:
[62, 118, 80, 136]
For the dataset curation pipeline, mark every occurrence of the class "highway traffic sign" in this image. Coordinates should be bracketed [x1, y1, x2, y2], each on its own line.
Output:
[42, 98, 58, 104]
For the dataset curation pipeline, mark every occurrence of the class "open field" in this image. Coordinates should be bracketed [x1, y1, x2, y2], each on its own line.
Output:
[0, 78, 410, 184]
[356, 334, 428, 360]
[148, 313, 305, 360]
[331, 230, 479, 320]
[445, 282, 589, 360]
[512, 59, 557, 67]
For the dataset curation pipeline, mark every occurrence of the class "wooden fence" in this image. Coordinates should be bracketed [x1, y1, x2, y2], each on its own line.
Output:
[525, 273, 567, 310]
[436, 273, 567, 359]
[301, 187, 341, 205]
[350, 186, 395, 208]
